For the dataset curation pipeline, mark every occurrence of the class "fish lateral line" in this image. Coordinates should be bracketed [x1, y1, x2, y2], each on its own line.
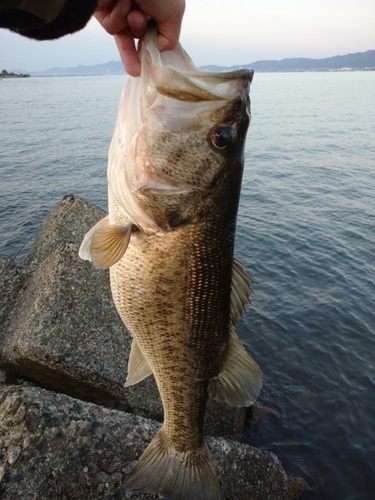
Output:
[79, 21, 260, 500]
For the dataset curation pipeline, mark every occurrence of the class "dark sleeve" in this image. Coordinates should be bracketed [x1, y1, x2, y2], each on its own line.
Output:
[0, 0, 99, 40]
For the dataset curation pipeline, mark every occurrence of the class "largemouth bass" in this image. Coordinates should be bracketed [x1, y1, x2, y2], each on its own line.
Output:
[80, 25, 262, 500]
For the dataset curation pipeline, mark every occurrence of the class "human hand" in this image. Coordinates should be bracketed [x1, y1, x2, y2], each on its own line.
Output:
[95, 0, 185, 77]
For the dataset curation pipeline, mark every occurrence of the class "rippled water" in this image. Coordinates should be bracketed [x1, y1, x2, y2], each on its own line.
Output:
[1, 73, 374, 499]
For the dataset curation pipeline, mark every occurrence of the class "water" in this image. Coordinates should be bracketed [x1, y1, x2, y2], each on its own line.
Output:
[1, 73, 374, 499]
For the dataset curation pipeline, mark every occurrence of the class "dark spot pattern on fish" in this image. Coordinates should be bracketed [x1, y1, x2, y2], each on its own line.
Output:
[80, 25, 259, 500]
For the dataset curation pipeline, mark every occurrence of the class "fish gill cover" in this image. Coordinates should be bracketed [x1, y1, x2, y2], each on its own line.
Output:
[79, 24, 261, 500]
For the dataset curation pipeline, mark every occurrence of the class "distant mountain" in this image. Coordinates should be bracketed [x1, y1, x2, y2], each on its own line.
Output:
[17, 50, 375, 76]
[200, 50, 375, 73]
[28, 61, 125, 76]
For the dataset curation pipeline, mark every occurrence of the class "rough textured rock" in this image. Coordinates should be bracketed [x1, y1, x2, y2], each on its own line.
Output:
[23, 194, 106, 269]
[0, 256, 32, 333]
[0, 385, 288, 499]
[247, 402, 281, 424]
[286, 476, 308, 500]
[1, 240, 132, 401]
[0, 196, 247, 439]
[204, 399, 246, 441]
[0, 196, 306, 498]
[0, 197, 163, 416]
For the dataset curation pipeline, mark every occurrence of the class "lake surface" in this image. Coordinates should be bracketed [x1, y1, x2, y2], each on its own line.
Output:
[1, 72, 374, 499]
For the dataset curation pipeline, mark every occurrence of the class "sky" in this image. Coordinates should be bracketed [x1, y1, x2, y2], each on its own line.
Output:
[0, 0, 374, 72]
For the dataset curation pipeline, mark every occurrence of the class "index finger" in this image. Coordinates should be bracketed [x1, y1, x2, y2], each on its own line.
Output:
[114, 31, 141, 77]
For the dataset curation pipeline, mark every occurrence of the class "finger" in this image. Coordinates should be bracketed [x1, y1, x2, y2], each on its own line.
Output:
[127, 9, 148, 39]
[156, 1, 185, 52]
[115, 32, 141, 77]
[93, 8, 112, 32]
[95, 0, 132, 35]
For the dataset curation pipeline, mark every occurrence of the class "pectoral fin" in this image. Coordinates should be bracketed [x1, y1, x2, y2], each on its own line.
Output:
[79, 216, 132, 269]
[125, 339, 153, 387]
[230, 258, 254, 325]
[208, 328, 262, 407]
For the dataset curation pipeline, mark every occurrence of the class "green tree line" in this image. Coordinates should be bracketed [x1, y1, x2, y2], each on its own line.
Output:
[2, 69, 30, 78]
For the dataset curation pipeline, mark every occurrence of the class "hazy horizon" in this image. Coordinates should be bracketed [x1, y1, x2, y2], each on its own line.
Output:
[7, 48, 374, 74]
[1, 0, 374, 72]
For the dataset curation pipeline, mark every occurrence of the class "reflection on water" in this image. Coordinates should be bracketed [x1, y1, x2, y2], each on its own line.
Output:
[1, 73, 375, 499]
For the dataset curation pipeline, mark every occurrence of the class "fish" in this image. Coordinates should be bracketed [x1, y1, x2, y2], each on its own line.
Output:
[79, 25, 262, 500]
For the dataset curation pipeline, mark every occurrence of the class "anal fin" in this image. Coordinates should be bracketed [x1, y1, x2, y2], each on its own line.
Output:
[79, 216, 132, 269]
[125, 338, 153, 387]
[208, 328, 262, 407]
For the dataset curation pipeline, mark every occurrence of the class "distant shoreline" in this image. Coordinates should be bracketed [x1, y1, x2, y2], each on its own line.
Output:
[10, 49, 374, 77]
[8, 68, 374, 78]
[1, 73, 30, 79]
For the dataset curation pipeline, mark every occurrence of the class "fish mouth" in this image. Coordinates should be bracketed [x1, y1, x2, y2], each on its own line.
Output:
[108, 25, 253, 233]
[154, 68, 253, 104]
[138, 25, 253, 111]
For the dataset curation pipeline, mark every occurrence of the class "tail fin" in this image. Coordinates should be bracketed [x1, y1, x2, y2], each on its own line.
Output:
[126, 427, 222, 500]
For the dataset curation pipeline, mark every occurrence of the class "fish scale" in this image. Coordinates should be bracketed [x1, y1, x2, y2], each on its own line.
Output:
[80, 24, 262, 500]
[111, 223, 223, 452]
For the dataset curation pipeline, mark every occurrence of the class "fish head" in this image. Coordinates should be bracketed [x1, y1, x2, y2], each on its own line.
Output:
[108, 26, 253, 232]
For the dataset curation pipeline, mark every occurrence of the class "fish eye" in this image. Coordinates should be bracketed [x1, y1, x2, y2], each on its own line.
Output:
[211, 125, 236, 150]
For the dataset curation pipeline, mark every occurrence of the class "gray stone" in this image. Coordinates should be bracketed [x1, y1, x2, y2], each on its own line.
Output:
[0, 369, 5, 386]
[0, 196, 245, 438]
[204, 398, 246, 441]
[0, 196, 297, 497]
[1, 238, 133, 400]
[286, 476, 308, 500]
[0, 256, 32, 336]
[0, 196, 162, 415]
[0, 385, 288, 499]
[6, 445, 21, 465]
[23, 194, 106, 269]
[247, 402, 281, 423]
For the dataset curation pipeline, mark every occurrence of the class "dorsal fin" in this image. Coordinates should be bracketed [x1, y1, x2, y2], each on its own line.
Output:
[125, 338, 153, 387]
[79, 216, 132, 269]
[230, 258, 254, 325]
